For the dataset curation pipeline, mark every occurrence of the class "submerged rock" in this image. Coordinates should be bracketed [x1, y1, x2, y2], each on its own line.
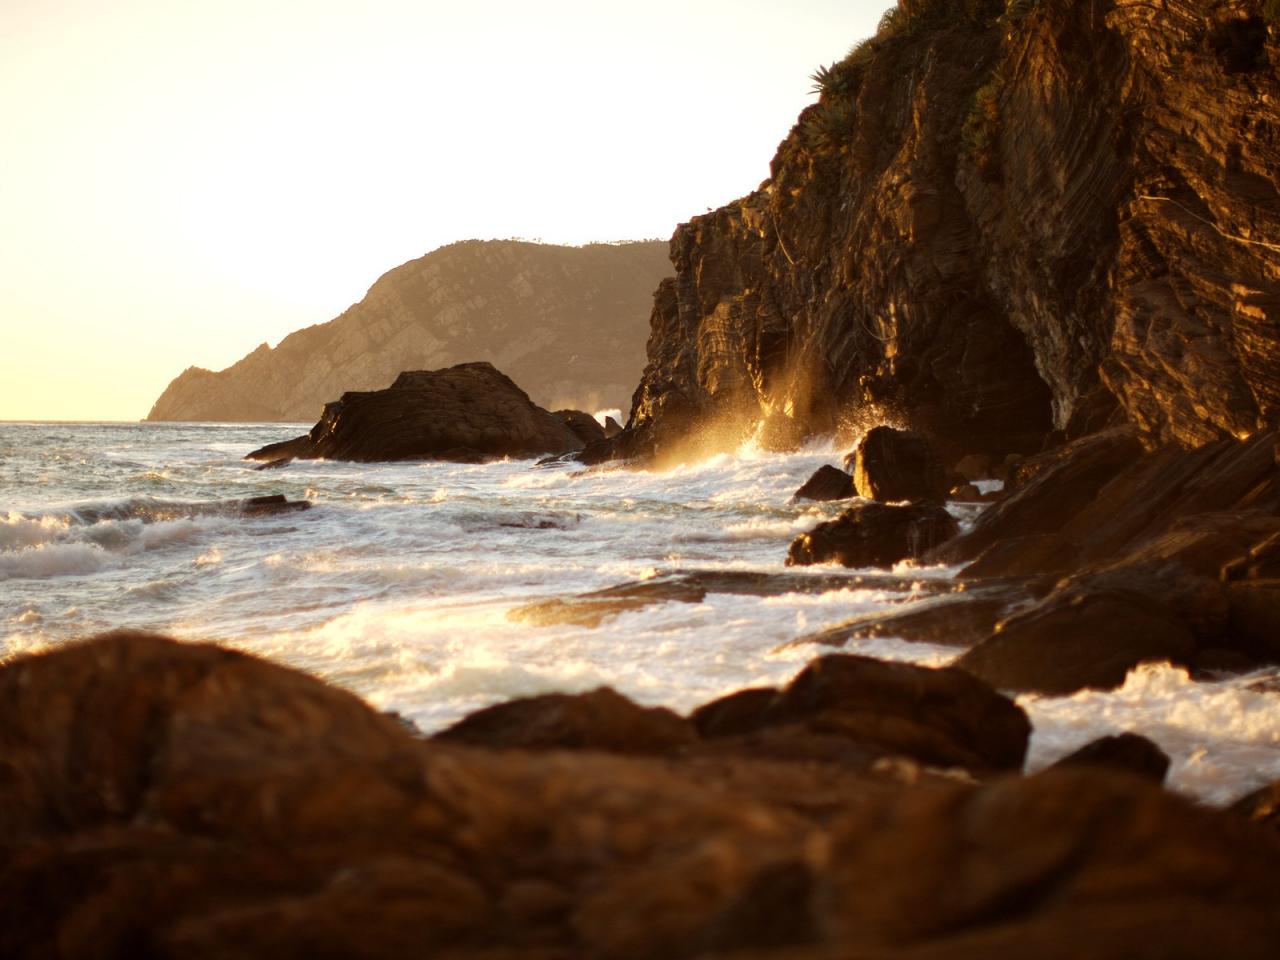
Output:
[244, 362, 583, 463]
[786, 501, 958, 569]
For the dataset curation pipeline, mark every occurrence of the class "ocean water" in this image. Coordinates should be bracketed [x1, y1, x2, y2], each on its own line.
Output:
[2, 420, 1278, 805]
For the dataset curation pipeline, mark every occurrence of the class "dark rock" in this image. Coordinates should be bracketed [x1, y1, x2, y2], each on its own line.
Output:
[778, 584, 1029, 651]
[244, 362, 583, 463]
[845, 426, 949, 503]
[252, 457, 292, 471]
[239, 494, 311, 516]
[4, 632, 1280, 958]
[792, 464, 856, 502]
[760, 654, 1030, 773]
[432, 687, 695, 754]
[690, 687, 780, 739]
[508, 568, 954, 628]
[952, 453, 992, 481]
[602, 416, 623, 438]
[786, 501, 958, 569]
[1231, 779, 1280, 834]
[931, 427, 1143, 572]
[1226, 580, 1280, 662]
[956, 580, 1199, 695]
[1048, 733, 1171, 784]
[821, 767, 1280, 958]
[555, 409, 607, 446]
[949, 482, 984, 502]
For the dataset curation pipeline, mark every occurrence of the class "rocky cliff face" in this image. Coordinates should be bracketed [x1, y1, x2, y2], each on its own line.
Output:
[620, 0, 1280, 463]
[147, 240, 670, 422]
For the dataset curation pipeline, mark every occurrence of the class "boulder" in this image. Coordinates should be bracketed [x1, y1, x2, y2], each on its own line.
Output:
[555, 409, 607, 446]
[691, 654, 1030, 774]
[244, 362, 583, 463]
[432, 687, 695, 754]
[3, 632, 1280, 959]
[956, 579, 1199, 695]
[844, 426, 949, 503]
[603, 415, 624, 438]
[820, 768, 1280, 958]
[1047, 732, 1171, 784]
[786, 502, 958, 569]
[952, 453, 993, 481]
[792, 464, 856, 502]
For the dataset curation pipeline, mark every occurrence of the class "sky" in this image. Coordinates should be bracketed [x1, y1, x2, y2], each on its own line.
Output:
[0, 0, 887, 421]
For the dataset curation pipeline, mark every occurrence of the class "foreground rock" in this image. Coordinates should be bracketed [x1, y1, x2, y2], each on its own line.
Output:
[4, 632, 1280, 959]
[787, 502, 958, 568]
[692, 654, 1030, 774]
[245, 362, 583, 463]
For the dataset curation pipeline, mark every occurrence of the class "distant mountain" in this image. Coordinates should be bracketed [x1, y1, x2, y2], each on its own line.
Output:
[146, 239, 670, 422]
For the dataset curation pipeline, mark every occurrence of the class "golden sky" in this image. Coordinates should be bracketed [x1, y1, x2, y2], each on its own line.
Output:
[0, 0, 884, 421]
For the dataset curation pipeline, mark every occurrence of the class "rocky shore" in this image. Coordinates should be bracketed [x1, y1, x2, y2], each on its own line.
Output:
[3, 630, 1278, 958]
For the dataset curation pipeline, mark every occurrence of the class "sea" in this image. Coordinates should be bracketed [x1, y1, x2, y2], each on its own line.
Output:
[3, 420, 1279, 806]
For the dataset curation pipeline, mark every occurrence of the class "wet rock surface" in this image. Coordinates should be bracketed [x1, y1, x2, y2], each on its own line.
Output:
[792, 464, 856, 502]
[508, 568, 956, 628]
[846, 426, 949, 503]
[1048, 732, 1171, 784]
[245, 362, 583, 463]
[3, 632, 1279, 959]
[603, 0, 1280, 465]
[786, 502, 959, 569]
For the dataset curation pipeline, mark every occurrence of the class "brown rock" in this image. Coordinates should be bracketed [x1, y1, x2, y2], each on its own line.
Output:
[555, 409, 607, 446]
[432, 687, 695, 755]
[786, 501, 958, 569]
[244, 362, 583, 463]
[761, 654, 1030, 773]
[792, 464, 856, 502]
[846, 426, 949, 503]
[1047, 732, 1170, 784]
[3, 632, 1279, 959]
[956, 580, 1198, 695]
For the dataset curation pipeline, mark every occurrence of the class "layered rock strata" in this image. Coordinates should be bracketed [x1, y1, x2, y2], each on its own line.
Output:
[609, 0, 1280, 464]
[148, 240, 670, 422]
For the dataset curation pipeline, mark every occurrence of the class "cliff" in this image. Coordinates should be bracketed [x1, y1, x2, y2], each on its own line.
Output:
[618, 0, 1280, 464]
[146, 240, 670, 422]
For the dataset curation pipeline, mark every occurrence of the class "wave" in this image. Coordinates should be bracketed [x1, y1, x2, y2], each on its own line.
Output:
[0, 498, 241, 580]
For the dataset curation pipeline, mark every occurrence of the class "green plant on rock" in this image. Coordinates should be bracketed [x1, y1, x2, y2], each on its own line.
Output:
[1004, 0, 1042, 23]
[801, 97, 857, 153]
[962, 77, 1002, 164]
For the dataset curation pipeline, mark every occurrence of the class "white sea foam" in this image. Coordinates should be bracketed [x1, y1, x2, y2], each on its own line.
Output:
[0, 542, 114, 580]
[3, 421, 1279, 804]
[1022, 662, 1280, 805]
